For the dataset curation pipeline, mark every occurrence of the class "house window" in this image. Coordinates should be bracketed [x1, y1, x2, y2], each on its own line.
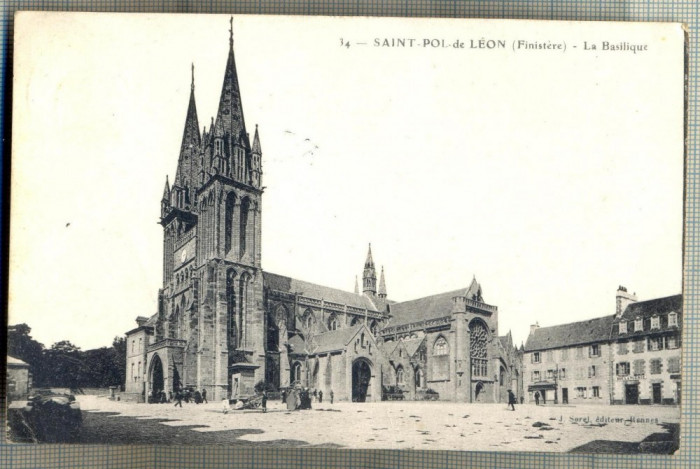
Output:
[666, 335, 679, 349]
[633, 360, 645, 376]
[533, 371, 540, 381]
[616, 362, 630, 376]
[576, 387, 586, 398]
[669, 312, 678, 327]
[132, 340, 135, 353]
[651, 316, 660, 330]
[634, 317, 643, 332]
[137, 361, 141, 378]
[576, 347, 584, 359]
[546, 369, 554, 379]
[592, 386, 600, 398]
[560, 349, 568, 361]
[650, 359, 662, 375]
[649, 337, 661, 351]
[668, 357, 680, 373]
[633, 339, 645, 353]
[588, 365, 596, 378]
[532, 352, 541, 363]
[559, 368, 566, 379]
[131, 363, 135, 380]
[619, 322, 628, 334]
[433, 337, 449, 356]
[618, 341, 628, 355]
[590, 344, 600, 357]
[139, 338, 142, 351]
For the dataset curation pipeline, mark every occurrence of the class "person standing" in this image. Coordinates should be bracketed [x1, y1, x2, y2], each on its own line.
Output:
[534, 391, 540, 405]
[222, 397, 230, 414]
[330, 390, 334, 404]
[261, 390, 268, 413]
[507, 389, 516, 411]
[202, 388, 208, 404]
[318, 390, 323, 403]
[174, 390, 183, 407]
[281, 389, 287, 403]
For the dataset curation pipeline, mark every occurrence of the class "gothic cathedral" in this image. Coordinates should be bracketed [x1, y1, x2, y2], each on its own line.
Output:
[124, 20, 523, 404]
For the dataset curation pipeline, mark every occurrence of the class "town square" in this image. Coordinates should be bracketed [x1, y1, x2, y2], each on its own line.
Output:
[62, 393, 677, 453]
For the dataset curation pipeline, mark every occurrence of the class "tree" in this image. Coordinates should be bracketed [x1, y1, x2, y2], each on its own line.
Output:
[43, 341, 84, 390]
[8, 324, 46, 385]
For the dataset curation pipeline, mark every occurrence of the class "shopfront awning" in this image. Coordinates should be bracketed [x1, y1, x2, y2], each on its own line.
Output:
[527, 381, 557, 392]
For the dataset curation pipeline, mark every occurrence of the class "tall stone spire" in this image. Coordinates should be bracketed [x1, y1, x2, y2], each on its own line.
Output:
[363, 244, 377, 296]
[250, 124, 262, 188]
[378, 266, 387, 299]
[212, 16, 247, 143]
[174, 64, 200, 197]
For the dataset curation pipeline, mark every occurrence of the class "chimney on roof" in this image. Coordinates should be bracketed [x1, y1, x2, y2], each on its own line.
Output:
[529, 322, 539, 335]
[136, 316, 148, 327]
[616, 285, 638, 317]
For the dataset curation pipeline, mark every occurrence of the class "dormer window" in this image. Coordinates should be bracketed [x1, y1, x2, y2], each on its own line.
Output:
[669, 312, 678, 327]
[634, 317, 643, 332]
[651, 316, 660, 330]
[619, 322, 627, 334]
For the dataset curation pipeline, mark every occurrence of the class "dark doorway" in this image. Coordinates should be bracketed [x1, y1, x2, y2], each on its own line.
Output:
[352, 359, 372, 402]
[625, 383, 639, 404]
[150, 355, 164, 398]
[474, 382, 483, 401]
[562, 388, 568, 404]
[652, 383, 662, 404]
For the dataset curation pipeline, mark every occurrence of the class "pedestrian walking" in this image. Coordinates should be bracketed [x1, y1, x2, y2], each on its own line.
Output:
[174, 390, 183, 407]
[534, 391, 540, 405]
[194, 390, 202, 404]
[330, 390, 334, 404]
[507, 389, 516, 411]
[261, 390, 268, 413]
[222, 397, 230, 414]
[281, 389, 287, 403]
[318, 390, 323, 403]
[202, 389, 208, 403]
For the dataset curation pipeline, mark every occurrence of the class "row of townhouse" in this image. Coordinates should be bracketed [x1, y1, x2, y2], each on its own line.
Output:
[523, 287, 682, 405]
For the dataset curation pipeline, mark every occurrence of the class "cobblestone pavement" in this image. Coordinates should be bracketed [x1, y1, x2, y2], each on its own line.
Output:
[76, 395, 679, 452]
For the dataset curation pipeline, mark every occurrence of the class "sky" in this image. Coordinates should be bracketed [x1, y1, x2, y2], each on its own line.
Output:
[9, 13, 685, 350]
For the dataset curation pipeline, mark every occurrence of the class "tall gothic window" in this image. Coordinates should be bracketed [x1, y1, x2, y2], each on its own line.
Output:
[225, 192, 235, 253]
[226, 270, 237, 349]
[239, 198, 250, 255]
[238, 274, 250, 347]
[469, 320, 489, 377]
[433, 337, 449, 356]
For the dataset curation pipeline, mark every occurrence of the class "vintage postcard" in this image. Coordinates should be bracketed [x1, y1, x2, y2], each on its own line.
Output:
[7, 12, 685, 454]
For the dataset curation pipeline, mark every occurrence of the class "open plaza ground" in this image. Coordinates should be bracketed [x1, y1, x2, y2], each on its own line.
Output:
[54, 395, 680, 453]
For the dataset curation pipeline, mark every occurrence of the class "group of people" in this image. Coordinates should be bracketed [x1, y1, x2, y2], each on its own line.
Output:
[172, 388, 208, 407]
[280, 387, 333, 411]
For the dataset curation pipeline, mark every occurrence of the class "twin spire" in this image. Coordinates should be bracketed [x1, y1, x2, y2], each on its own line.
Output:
[162, 16, 263, 215]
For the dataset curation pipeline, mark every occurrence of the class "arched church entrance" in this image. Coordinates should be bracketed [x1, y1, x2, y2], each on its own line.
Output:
[149, 354, 164, 399]
[352, 358, 372, 402]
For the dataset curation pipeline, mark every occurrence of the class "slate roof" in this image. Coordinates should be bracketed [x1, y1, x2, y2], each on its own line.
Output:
[287, 334, 307, 354]
[498, 332, 513, 350]
[617, 295, 682, 322]
[614, 294, 682, 338]
[310, 325, 364, 354]
[402, 337, 425, 357]
[386, 279, 482, 328]
[264, 272, 379, 311]
[524, 315, 615, 352]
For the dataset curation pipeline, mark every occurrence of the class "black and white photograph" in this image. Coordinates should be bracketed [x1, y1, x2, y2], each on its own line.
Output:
[7, 12, 685, 453]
